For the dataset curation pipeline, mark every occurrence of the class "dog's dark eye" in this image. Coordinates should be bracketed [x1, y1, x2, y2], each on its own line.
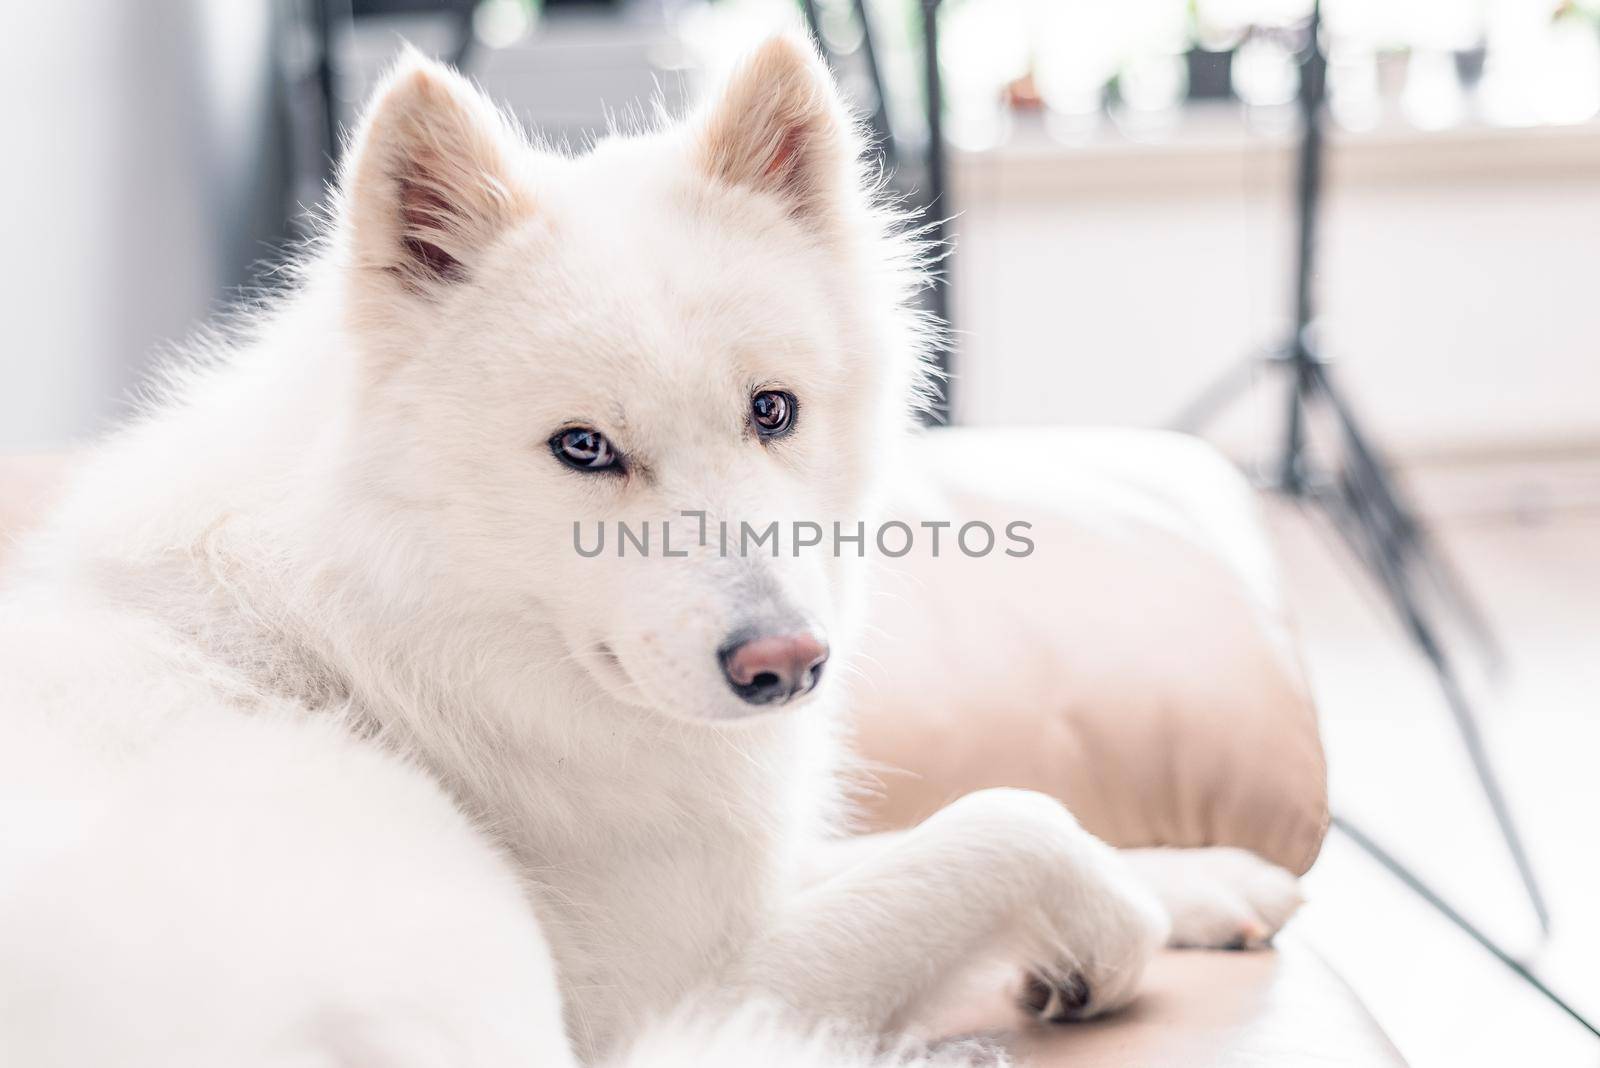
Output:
[751, 390, 796, 438]
[551, 427, 619, 473]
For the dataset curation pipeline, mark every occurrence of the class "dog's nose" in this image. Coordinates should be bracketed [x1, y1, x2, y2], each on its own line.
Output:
[718, 632, 830, 705]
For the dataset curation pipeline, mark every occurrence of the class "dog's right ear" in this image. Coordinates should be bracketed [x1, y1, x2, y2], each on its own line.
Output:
[694, 34, 859, 226]
[340, 51, 532, 298]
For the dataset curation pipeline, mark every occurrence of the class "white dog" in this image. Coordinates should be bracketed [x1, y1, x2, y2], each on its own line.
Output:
[0, 35, 1300, 1067]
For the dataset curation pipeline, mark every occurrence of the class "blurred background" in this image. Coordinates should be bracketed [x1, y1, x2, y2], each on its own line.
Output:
[2, 1, 1598, 1063]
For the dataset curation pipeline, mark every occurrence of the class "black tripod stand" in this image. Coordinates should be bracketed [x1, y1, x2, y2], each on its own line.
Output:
[1173, 1, 1600, 1036]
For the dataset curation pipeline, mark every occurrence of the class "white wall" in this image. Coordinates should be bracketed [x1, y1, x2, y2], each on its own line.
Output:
[948, 110, 1600, 460]
[0, 0, 285, 449]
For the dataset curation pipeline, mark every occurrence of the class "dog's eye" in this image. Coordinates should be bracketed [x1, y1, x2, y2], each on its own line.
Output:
[751, 390, 796, 438]
[551, 427, 620, 473]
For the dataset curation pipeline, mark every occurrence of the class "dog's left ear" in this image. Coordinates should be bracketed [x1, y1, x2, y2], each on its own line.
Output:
[341, 50, 533, 296]
[695, 34, 858, 222]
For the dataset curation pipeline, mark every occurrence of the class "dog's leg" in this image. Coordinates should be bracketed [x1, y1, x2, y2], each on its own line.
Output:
[1119, 846, 1304, 949]
[803, 837, 1304, 953]
[730, 788, 1168, 1033]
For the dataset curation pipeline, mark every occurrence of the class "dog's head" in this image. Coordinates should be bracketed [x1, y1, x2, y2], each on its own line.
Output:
[332, 35, 929, 723]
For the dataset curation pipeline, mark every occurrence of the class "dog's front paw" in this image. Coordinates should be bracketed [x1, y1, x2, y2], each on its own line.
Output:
[934, 788, 1167, 1023]
[1020, 874, 1168, 1022]
[1125, 846, 1303, 950]
[1019, 970, 1092, 1024]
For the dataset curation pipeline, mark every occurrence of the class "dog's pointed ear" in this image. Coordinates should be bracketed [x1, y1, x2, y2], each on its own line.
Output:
[695, 34, 858, 221]
[341, 51, 532, 294]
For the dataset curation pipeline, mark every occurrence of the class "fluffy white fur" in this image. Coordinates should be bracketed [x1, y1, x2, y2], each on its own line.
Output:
[0, 35, 1300, 1067]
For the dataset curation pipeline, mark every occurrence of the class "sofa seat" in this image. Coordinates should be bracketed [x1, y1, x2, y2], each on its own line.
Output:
[906, 933, 1400, 1065]
[1008, 936, 1403, 1066]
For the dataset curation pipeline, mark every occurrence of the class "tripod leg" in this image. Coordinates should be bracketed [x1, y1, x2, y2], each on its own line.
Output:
[1405, 599, 1551, 936]
[919, 0, 952, 426]
[1170, 354, 1266, 435]
[1323, 464, 1552, 935]
[1281, 346, 1315, 495]
[851, 0, 896, 163]
[1309, 360, 1506, 672]
[1330, 816, 1596, 1039]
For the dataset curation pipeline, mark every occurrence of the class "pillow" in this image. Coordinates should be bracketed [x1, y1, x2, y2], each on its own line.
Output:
[848, 428, 1327, 875]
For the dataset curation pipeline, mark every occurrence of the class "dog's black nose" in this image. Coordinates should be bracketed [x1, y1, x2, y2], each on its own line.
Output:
[718, 631, 829, 705]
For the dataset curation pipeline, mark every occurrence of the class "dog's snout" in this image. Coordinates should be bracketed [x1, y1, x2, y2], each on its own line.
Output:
[718, 631, 829, 706]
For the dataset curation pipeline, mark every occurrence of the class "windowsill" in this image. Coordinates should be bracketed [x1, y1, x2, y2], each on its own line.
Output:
[951, 103, 1600, 198]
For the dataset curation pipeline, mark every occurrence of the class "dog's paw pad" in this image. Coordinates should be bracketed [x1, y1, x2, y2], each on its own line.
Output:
[1020, 971, 1092, 1024]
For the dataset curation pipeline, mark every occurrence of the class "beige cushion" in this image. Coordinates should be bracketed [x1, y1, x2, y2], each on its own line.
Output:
[852, 428, 1328, 875]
